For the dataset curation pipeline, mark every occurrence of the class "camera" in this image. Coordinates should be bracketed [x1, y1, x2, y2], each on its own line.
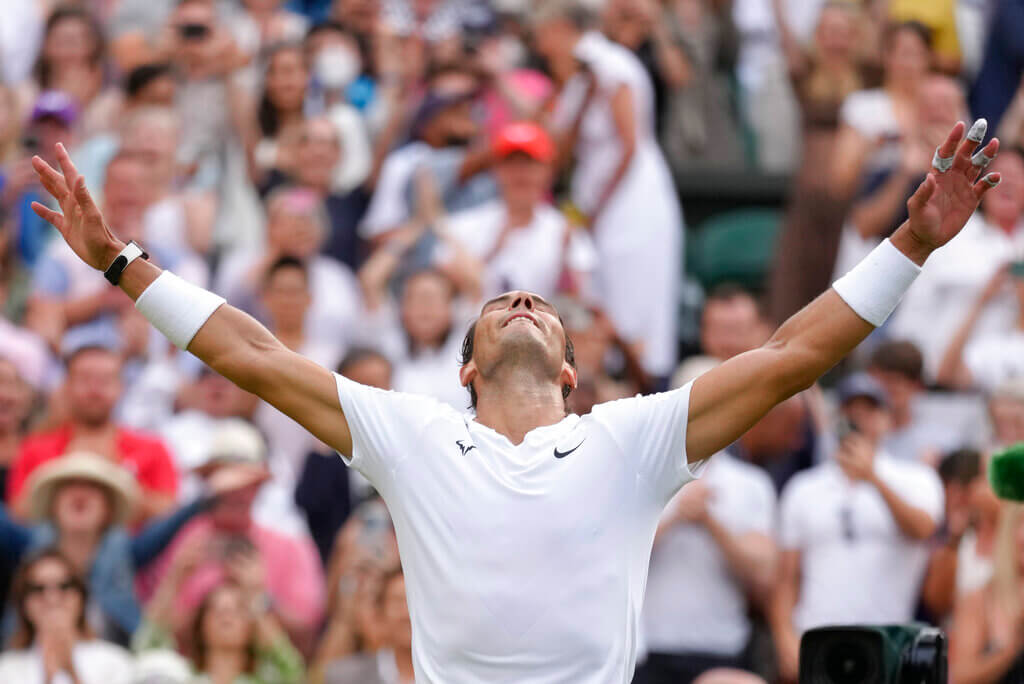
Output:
[799, 624, 946, 684]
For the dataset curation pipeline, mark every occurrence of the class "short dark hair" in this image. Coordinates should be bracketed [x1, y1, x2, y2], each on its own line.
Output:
[337, 347, 391, 376]
[123, 62, 175, 98]
[869, 340, 924, 383]
[459, 318, 576, 412]
[63, 344, 120, 370]
[884, 20, 933, 52]
[262, 255, 308, 289]
[938, 448, 981, 486]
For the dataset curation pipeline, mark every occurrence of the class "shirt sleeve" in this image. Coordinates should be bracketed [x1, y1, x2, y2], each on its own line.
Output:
[135, 440, 179, 497]
[588, 381, 705, 504]
[333, 373, 449, 488]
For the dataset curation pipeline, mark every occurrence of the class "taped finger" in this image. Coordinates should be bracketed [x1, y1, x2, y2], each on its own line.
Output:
[932, 147, 955, 173]
[966, 118, 988, 143]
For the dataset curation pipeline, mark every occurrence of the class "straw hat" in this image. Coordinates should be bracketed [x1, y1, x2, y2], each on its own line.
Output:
[27, 452, 139, 525]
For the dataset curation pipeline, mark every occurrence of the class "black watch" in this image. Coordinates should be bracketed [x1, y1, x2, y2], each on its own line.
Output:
[103, 241, 149, 286]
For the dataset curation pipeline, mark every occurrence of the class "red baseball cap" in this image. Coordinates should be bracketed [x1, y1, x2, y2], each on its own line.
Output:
[493, 122, 555, 163]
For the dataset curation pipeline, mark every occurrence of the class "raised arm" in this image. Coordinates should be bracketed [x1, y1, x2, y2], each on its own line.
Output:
[686, 121, 1001, 463]
[31, 145, 354, 458]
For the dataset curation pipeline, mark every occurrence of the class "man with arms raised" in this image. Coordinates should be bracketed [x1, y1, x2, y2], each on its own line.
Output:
[29, 120, 1001, 682]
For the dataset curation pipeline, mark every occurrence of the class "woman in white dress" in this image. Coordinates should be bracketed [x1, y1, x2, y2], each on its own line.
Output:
[0, 549, 134, 684]
[535, 1, 684, 385]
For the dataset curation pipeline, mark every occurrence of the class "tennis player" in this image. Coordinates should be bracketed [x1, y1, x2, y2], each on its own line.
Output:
[31, 120, 999, 683]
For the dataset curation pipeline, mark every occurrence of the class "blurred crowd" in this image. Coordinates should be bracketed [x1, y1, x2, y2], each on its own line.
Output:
[0, 0, 1024, 682]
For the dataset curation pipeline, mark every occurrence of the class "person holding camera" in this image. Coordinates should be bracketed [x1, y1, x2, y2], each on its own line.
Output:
[770, 373, 944, 681]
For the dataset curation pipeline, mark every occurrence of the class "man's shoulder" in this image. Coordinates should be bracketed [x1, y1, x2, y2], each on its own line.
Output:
[18, 426, 70, 457]
[115, 427, 173, 457]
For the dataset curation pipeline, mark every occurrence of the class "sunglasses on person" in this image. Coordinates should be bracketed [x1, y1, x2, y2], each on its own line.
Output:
[25, 579, 79, 598]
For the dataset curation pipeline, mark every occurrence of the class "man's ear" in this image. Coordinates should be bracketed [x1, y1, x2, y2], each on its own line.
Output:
[559, 361, 578, 392]
[459, 361, 478, 389]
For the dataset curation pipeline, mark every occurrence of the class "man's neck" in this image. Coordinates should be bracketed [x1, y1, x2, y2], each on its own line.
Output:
[0, 430, 18, 465]
[59, 530, 100, 573]
[205, 650, 247, 684]
[505, 202, 535, 228]
[474, 371, 566, 445]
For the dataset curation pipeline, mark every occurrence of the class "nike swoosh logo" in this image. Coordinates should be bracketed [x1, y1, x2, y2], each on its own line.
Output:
[554, 440, 585, 459]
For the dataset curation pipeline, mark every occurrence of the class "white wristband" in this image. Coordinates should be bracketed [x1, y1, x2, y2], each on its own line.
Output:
[135, 271, 225, 350]
[832, 238, 921, 327]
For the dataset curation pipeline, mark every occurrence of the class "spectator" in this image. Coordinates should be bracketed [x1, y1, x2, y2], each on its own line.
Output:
[637, 450, 777, 683]
[830, 21, 932, 204]
[601, 0, 693, 137]
[0, 357, 33, 498]
[938, 263, 1024, 394]
[231, 0, 311, 64]
[8, 345, 178, 521]
[697, 285, 771, 362]
[440, 122, 597, 300]
[921, 449, 991, 624]
[142, 420, 326, 652]
[159, 370, 260, 501]
[657, 0, 743, 173]
[869, 340, 962, 462]
[832, 73, 964, 279]
[540, 0, 684, 385]
[357, 258, 476, 408]
[139, 549, 304, 683]
[296, 348, 392, 564]
[254, 257, 345, 535]
[262, 116, 371, 271]
[249, 42, 309, 187]
[0, 452, 247, 643]
[887, 0, 961, 74]
[771, 373, 943, 681]
[0, 549, 135, 683]
[892, 149, 1024, 380]
[769, 0, 868, 321]
[359, 64, 497, 241]
[22, 5, 120, 139]
[729, 393, 816, 495]
[313, 498, 400, 682]
[122, 63, 178, 111]
[5, 91, 80, 269]
[119, 107, 217, 261]
[315, 565, 413, 684]
[950, 502, 1024, 683]
[215, 185, 362, 344]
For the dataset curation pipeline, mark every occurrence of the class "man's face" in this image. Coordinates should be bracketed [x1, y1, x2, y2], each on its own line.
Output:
[103, 158, 151, 236]
[460, 290, 575, 397]
[989, 395, 1024, 447]
[210, 482, 259, 532]
[66, 350, 121, 427]
[700, 295, 766, 360]
[400, 272, 453, 349]
[266, 207, 322, 258]
[53, 480, 111, 533]
[171, 2, 217, 65]
[32, 118, 74, 165]
[495, 154, 550, 210]
[296, 119, 341, 190]
[120, 120, 179, 190]
[261, 265, 311, 332]
[868, 368, 918, 413]
[840, 397, 891, 444]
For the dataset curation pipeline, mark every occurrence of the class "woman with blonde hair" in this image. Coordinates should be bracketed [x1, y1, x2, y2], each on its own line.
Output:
[950, 502, 1024, 683]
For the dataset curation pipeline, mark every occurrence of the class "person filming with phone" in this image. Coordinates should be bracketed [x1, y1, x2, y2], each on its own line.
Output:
[769, 373, 944, 681]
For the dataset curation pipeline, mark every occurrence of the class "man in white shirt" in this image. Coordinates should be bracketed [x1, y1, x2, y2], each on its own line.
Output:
[770, 373, 944, 681]
[441, 122, 598, 299]
[31, 116, 998, 683]
[638, 451, 777, 683]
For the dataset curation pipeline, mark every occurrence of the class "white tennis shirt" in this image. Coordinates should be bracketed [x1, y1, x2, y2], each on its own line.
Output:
[334, 374, 703, 683]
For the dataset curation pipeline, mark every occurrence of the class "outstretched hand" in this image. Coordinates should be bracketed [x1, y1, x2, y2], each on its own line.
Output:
[30, 143, 123, 271]
[900, 120, 1000, 262]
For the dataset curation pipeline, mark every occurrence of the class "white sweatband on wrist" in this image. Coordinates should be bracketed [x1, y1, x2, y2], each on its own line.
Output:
[832, 238, 921, 327]
[135, 271, 225, 350]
